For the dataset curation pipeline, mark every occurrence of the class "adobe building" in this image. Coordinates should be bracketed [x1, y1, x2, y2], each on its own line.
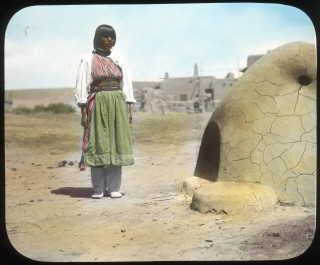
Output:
[240, 54, 265, 73]
[132, 56, 263, 112]
[160, 65, 235, 103]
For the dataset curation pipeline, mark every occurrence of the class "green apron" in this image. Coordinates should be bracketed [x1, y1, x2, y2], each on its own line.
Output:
[84, 90, 134, 167]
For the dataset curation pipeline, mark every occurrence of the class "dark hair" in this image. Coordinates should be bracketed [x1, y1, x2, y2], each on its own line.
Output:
[93, 24, 116, 50]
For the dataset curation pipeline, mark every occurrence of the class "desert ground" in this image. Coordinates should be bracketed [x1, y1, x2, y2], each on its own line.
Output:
[3, 89, 317, 262]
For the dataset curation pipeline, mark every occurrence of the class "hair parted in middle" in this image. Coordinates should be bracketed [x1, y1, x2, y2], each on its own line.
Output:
[93, 24, 117, 50]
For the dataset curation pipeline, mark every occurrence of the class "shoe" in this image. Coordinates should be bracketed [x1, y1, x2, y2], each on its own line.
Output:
[92, 191, 104, 199]
[79, 164, 86, 171]
[110, 191, 122, 198]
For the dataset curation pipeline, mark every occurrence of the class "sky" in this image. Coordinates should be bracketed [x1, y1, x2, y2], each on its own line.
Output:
[4, 3, 316, 90]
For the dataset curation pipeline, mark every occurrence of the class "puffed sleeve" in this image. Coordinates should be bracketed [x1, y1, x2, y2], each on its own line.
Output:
[74, 57, 91, 106]
[121, 62, 136, 103]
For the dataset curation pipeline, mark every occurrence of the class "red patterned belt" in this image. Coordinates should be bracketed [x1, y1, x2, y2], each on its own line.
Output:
[90, 80, 120, 93]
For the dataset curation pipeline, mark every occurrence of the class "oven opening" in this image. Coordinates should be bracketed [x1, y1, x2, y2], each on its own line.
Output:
[194, 120, 220, 181]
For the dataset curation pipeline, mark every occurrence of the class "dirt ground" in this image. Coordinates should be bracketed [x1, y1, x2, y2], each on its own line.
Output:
[3, 107, 317, 262]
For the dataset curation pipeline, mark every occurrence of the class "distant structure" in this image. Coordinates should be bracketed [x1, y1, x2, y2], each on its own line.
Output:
[158, 63, 236, 112]
[240, 54, 265, 73]
[132, 55, 269, 113]
[160, 74, 235, 102]
[194, 63, 199, 77]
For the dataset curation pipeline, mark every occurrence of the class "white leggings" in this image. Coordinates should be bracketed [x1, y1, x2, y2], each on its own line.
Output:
[91, 166, 122, 193]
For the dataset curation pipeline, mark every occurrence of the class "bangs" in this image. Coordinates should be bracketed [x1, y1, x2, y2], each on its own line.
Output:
[93, 24, 117, 49]
[100, 28, 116, 39]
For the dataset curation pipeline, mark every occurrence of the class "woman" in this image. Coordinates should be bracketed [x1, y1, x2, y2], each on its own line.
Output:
[74, 24, 135, 199]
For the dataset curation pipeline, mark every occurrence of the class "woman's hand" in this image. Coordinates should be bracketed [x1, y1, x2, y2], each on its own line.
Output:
[81, 105, 88, 129]
[81, 114, 88, 129]
[127, 103, 133, 124]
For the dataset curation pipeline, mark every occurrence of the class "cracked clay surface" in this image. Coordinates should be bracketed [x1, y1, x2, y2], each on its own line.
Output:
[210, 42, 316, 205]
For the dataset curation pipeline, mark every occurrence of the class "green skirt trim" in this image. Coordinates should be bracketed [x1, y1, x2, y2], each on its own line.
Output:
[84, 91, 134, 167]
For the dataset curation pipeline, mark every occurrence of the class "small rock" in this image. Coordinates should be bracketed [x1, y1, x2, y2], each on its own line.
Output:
[268, 232, 280, 237]
[30, 200, 34, 203]
[121, 229, 126, 233]
[57, 160, 68, 167]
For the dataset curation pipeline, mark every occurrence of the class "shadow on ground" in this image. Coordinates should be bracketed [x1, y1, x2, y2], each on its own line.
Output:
[51, 187, 93, 198]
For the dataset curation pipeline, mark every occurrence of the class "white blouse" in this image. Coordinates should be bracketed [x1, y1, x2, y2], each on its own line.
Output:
[74, 52, 136, 106]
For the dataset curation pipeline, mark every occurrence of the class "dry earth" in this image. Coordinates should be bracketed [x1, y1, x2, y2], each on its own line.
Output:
[3, 97, 318, 262]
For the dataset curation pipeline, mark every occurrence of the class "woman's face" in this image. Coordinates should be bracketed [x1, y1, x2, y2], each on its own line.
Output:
[99, 36, 115, 50]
